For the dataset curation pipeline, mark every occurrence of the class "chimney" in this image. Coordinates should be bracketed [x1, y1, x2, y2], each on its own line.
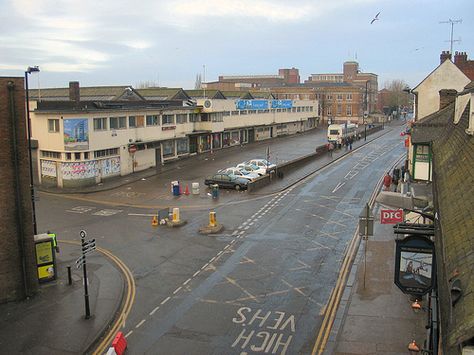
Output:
[440, 51, 452, 64]
[454, 51, 468, 65]
[69, 81, 80, 104]
[439, 89, 457, 110]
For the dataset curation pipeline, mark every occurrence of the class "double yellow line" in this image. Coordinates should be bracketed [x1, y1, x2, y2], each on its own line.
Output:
[60, 240, 135, 355]
[311, 173, 384, 355]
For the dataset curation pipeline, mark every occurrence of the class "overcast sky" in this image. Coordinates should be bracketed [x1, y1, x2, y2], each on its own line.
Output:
[1, 0, 472, 90]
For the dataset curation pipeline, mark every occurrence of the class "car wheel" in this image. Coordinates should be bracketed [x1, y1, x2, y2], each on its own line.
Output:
[235, 184, 241, 191]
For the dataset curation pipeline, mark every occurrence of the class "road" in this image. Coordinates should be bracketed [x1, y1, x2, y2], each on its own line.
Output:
[36, 124, 405, 354]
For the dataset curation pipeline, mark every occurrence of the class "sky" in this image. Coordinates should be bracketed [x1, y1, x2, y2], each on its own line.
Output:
[0, 0, 472, 90]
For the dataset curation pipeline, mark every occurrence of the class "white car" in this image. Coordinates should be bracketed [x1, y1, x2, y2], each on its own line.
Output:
[247, 159, 276, 172]
[219, 167, 260, 181]
[236, 163, 266, 176]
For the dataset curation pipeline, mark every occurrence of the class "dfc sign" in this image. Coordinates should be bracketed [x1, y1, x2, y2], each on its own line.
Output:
[381, 209, 403, 224]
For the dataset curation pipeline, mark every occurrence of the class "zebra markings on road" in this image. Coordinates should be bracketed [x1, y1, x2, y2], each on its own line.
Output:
[231, 307, 295, 355]
[93, 209, 123, 216]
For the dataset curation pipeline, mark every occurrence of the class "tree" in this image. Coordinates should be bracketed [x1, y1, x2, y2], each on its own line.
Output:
[135, 81, 160, 89]
[383, 79, 411, 112]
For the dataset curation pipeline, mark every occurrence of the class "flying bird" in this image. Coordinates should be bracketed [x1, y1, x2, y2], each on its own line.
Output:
[370, 12, 380, 24]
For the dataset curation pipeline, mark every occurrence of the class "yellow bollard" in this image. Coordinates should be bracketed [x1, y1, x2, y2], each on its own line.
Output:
[209, 211, 217, 227]
[172, 208, 180, 223]
[152, 215, 158, 226]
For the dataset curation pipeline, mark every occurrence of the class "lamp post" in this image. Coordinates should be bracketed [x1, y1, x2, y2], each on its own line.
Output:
[364, 80, 369, 141]
[25, 66, 40, 235]
[403, 86, 412, 121]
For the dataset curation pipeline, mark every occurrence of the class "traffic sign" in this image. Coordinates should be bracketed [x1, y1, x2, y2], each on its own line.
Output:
[79, 230, 87, 238]
[82, 238, 96, 247]
[83, 246, 96, 255]
[75, 255, 85, 268]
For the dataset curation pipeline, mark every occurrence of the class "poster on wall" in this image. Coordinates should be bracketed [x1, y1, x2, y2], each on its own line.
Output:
[64, 119, 89, 151]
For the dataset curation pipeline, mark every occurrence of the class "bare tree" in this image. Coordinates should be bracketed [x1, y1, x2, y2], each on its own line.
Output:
[194, 74, 202, 89]
[383, 79, 411, 110]
[135, 81, 160, 89]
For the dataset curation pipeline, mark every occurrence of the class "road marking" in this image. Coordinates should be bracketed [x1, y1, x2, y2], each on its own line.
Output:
[183, 278, 192, 286]
[193, 270, 201, 277]
[135, 319, 146, 328]
[93, 209, 123, 216]
[128, 213, 156, 217]
[125, 330, 133, 338]
[161, 296, 171, 305]
[232, 230, 239, 236]
[149, 306, 160, 316]
[209, 256, 216, 263]
[332, 182, 346, 193]
[173, 286, 182, 295]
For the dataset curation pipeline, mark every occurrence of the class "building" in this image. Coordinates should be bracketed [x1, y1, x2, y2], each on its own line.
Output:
[204, 68, 300, 91]
[441, 50, 474, 81]
[305, 61, 378, 115]
[409, 82, 474, 354]
[0, 77, 38, 303]
[29, 84, 319, 188]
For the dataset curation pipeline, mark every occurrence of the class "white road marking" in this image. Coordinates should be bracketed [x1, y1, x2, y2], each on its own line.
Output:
[332, 182, 346, 193]
[161, 296, 171, 305]
[209, 256, 216, 263]
[128, 213, 156, 217]
[135, 319, 146, 328]
[193, 270, 201, 277]
[125, 330, 133, 338]
[201, 263, 210, 270]
[149, 306, 160, 316]
[173, 286, 182, 295]
[183, 278, 192, 285]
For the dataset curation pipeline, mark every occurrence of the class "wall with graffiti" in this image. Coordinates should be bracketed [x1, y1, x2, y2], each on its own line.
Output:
[41, 160, 57, 178]
[100, 157, 121, 176]
[61, 161, 98, 180]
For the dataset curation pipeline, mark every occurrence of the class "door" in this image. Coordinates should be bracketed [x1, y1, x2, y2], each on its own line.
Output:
[248, 129, 255, 143]
[155, 146, 162, 171]
[189, 136, 198, 154]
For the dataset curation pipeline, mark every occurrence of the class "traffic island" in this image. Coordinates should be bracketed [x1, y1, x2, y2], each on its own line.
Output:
[166, 219, 187, 228]
[199, 223, 224, 235]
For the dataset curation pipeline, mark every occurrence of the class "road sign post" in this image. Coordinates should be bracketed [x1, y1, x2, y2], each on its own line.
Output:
[76, 230, 96, 319]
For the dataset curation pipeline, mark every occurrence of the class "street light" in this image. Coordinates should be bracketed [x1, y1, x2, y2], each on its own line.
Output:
[403, 86, 412, 121]
[364, 80, 369, 141]
[25, 66, 40, 235]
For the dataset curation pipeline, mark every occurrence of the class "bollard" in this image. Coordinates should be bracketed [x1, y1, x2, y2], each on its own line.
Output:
[192, 182, 200, 195]
[67, 266, 72, 285]
[172, 208, 180, 223]
[111, 331, 127, 355]
[209, 211, 217, 227]
[151, 215, 158, 226]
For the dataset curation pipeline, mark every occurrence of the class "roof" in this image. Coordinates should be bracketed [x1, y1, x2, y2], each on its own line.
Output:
[136, 87, 191, 101]
[185, 90, 226, 99]
[29, 85, 144, 101]
[430, 100, 474, 351]
[412, 60, 468, 92]
[410, 103, 454, 144]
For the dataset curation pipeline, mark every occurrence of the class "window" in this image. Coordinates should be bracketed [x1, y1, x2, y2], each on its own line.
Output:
[84, 152, 89, 160]
[110, 116, 126, 129]
[176, 114, 188, 124]
[162, 114, 174, 125]
[346, 94, 353, 101]
[231, 111, 239, 116]
[129, 116, 136, 127]
[146, 115, 159, 126]
[41, 150, 61, 159]
[211, 113, 223, 122]
[223, 111, 231, 116]
[337, 104, 342, 115]
[326, 106, 332, 116]
[177, 138, 188, 154]
[346, 105, 352, 116]
[75, 152, 81, 160]
[326, 94, 333, 100]
[48, 119, 60, 132]
[66, 152, 72, 160]
[337, 94, 343, 101]
[94, 148, 119, 158]
[93, 117, 107, 131]
[162, 140, 175, 157]
[189, 113, 200, 122]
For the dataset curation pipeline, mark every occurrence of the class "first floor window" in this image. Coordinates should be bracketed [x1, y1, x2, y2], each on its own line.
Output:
[48, 119, 60, 132]
[110, 116, 126, 129]
[93, 117, 107, 131]
[346, 105, 352, 116]
[176, 114, 188, 124]
[162, 114, 175, 125]
[146, 115, 159, 126]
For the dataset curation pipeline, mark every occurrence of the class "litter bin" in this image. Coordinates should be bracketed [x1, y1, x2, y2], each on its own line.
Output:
[211, 184, 219, 199]
[172, 181, 180, 196]
[192, 182, 200, 195]
[34, 233, 57, 283]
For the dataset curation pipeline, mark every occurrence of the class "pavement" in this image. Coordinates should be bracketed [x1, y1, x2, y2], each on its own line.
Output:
[0, 120, 422, 355]
[0, 242, 123, 355]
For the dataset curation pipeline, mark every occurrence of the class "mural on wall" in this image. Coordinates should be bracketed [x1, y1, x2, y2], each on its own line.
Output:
[61, 161, 98, 180]
[101, 157, 121, 176]
[41, 160, 57, 178]
[64, 119, 89, 151]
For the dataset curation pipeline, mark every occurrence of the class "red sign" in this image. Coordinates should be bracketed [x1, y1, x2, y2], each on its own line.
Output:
[381, 209, 404, 224]
[162, 126, 176, 131]
[128, 145, 137, 154]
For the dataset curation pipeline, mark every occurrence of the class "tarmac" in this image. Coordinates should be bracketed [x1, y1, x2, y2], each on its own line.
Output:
[0, 120, 429, 354]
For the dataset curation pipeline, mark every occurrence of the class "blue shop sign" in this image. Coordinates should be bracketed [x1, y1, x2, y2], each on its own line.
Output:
[271, 100, 293, 109]
[235, 100, 269, 110]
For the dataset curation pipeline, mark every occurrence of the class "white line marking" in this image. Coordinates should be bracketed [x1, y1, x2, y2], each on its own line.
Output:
[149, 306, 160, 316]
[332, 182, 346, 193]
[244, 226, 250, 230]
[125, 330, 133, 338]
[201, 263, 210, 270]
[161, 296, 171, 305]
[232, 230, 239, 235]
[173, 286, 182, 295]
[217, 250, 224, 256]
[193, 270, 200, 277]
[135, 319, 146, 328]
[128, 213, 156, 217]
[209, 256, 216, 263]
[183, 278, 192, 286]
[224, 244, 231, 250]
[248, 222, 254, 226]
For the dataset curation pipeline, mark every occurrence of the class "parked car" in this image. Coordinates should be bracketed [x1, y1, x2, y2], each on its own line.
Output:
[236, 163, 266, 176]
[219, 167, 260, 181]
[204, 173, 249, 190]
[247, 159, 276, 172]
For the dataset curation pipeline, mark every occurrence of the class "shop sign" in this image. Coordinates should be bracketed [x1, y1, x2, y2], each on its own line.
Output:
[381, 209, 403, 224]
[394, 235, 435, 296]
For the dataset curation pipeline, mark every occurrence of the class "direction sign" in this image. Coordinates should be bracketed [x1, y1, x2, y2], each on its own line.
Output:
[75, 255, 85, 268]
[82, 239, 96, 247]
[83, 246, 96, 255]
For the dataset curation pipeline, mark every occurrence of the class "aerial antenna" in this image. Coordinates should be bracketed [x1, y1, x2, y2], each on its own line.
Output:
[439, 18, 462, 55]
[203, 64, 206, 98]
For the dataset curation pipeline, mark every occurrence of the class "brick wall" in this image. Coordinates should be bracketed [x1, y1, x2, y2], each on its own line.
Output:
[432, 101, 474, 352]
[0, 77, 38, 303]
